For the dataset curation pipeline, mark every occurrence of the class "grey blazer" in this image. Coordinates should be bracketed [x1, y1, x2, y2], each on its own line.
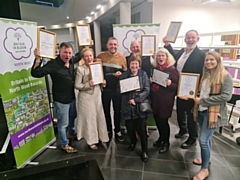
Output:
[200, 73, 233, 127]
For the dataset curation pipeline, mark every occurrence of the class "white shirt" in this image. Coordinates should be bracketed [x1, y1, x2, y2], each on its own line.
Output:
[177, 49, 194, 73]
[199, 77, 211, 111]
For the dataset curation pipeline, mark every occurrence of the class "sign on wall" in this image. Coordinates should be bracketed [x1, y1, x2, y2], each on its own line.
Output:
[0, 18, 55, 168]
[113, 23, 160, 56]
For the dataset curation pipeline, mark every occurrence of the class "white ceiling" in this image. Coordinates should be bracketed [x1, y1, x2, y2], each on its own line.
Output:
[19, 0, 240, 28]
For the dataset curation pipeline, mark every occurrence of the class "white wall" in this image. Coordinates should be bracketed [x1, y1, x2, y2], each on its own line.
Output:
[131, 1, 152, 23]
[152, 0, 240, 41]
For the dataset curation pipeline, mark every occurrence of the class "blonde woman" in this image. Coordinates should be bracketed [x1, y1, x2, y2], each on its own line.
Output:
[192, 51, 233, 179]
[75, 47, 109, 150]
[151, 48, 179, 153]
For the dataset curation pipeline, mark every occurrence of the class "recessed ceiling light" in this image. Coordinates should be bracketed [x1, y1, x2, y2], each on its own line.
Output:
[66, 16, 69, 19]
[90, 11, 94, 15]
[86, 16, 90, 19]
[96, 5, 101, 9]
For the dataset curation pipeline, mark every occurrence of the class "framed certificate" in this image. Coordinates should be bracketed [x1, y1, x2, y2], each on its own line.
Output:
[152, 69, 170, 87]
[37, 29, 56, 59]
[120, 76, 140, 93]
[177, 73, 200, 99]
[141, 35, 156, 56]
[166, 21, 182, 43]
[89, 62, 104, 85]
[76, 24, 92, 46]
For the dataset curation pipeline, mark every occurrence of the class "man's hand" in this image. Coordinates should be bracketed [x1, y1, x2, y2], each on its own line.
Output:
[129, 99, 136, 105]
[114, 71, 122, 77]
[94, 58, 101, 62]
[102, 80, 106, 85]
[166, 79, 172, 86]
[163, 36, 170, 46]
[34, 48, 41, 60]
[178, 96, 189, 100]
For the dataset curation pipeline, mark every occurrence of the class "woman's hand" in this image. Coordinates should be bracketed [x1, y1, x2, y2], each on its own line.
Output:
[150, 77, 153, 84]
[151, 52, 156, 59]
[34, 48, 41, 60]
[194, 97, 200, 105]
[166, 79, 171, 86]
[89, 80, 94, 87]
[102, 80, 106, 85]
[129, 99, 136, 105]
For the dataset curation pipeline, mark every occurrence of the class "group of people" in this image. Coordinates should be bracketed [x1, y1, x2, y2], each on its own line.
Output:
[31, 29, 233, 180]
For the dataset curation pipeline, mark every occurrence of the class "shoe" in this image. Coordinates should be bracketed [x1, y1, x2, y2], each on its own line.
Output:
[67, 134, 77, 141]
[141, 152, 148, 162]
[193, 169, 209, 180]
[62, 144, 78, 153]
[89, 144, 98, 150]
[193, 158, 211, 166]
[159, 143, 169, 154]
[175, 131, 187, 138]
[127, 144, 135, 151]
[153, 139, 163, 148]
[180, 139, 196, 149]
[115, 133, 124, 142]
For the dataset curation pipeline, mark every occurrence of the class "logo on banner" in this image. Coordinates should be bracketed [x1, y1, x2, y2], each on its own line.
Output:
[3, 27, 33, 60]
[122, 29, 145, 54]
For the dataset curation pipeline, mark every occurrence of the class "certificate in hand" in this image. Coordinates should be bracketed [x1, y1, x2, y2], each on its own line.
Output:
[166, 21, 182, 43]
[89, 62, 104, 85]
[120, 76, 140, 93]
[177, 73, 200, 98]
[152, 69, 169, 87]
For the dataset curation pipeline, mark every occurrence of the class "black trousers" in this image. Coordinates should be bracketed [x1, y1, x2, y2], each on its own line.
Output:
[125, 118, 148, 153]
[102, 89, 121, 134]
[153, 114, 170, 144]
[176, 98, 198, 140]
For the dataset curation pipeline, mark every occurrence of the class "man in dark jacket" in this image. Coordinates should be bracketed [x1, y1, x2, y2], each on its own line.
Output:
[163, 30, 205, 149]
[125, 41, 153, 78]
[31, 42, 80, 153]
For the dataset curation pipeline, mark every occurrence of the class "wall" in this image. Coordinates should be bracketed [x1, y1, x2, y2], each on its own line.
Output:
[152, 0, 240, 41]
[131, 1, 152, 23]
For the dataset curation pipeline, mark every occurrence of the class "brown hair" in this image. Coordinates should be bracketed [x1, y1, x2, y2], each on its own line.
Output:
[128, 54, 141, 67]
[59, 42, 73, 49]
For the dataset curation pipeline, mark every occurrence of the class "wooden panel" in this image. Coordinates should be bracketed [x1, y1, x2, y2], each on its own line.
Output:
[220, 34, 239, 60]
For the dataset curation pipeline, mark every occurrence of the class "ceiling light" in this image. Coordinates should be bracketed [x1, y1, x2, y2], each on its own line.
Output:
[96, 5, 101, 9]
[66, 16, 69, 19]
[86, 16, 90, 19]
[201, 0, 232, 3]
[90, 11, 95, 15]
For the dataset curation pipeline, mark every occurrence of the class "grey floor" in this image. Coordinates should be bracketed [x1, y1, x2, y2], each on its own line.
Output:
[35, 111, 240, 180]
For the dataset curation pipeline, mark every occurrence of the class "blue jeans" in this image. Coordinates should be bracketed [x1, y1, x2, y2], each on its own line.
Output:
[198, 111, 216, 169]
[54, 100, 77, 146]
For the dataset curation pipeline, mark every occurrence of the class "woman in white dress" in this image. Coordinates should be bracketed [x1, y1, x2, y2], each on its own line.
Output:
[75, 47, 109, 150]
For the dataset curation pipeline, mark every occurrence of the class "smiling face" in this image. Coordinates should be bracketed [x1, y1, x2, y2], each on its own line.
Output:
[83, 50, 94, 65]
[59, 46, 73, 63]
[156, 52, 167, 66]
[204, 54, 218, 71]
[130, 41, 141, 55]
[129, 60, 140, 75]
[107, 39, 118, 54]
[184, 30, 199, 50]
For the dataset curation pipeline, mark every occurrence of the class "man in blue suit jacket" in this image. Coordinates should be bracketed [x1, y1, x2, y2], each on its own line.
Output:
[164, 30, 205, 149]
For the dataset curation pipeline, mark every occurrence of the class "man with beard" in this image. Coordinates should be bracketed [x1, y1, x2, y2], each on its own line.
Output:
[163, 30, 205, 149]
[97, 37, 127, 142]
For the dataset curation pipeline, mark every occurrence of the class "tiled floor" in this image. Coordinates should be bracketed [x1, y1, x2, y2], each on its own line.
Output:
[34, 111, 240, 180]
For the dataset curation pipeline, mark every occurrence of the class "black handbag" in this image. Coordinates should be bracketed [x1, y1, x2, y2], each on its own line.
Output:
[139, 99, 152, 113]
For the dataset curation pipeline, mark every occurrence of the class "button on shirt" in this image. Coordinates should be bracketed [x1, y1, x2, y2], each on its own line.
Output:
[177, 49, 194, 73]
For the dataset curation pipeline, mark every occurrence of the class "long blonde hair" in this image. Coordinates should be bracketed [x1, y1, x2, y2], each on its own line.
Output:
[201, 51, 227, 86]
[152, 48, 175, 67]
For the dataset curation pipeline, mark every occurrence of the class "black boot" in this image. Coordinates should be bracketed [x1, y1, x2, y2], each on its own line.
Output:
[159, 143, 169, 154]
[141, 152, 148, 162]
[127, 143, 135, 151]
[153, 138, 163, 148]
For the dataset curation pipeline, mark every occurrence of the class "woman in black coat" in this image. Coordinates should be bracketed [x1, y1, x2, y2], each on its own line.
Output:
[119, 55, 150, 162]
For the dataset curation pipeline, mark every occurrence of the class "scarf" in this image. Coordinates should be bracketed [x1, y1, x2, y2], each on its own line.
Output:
[193, 82, 221, 128]
[152, 62, 168, 92]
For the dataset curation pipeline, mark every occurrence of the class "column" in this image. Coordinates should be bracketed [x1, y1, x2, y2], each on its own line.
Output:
[93, 21, 101, 55]
[119, 2, 131, 24]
